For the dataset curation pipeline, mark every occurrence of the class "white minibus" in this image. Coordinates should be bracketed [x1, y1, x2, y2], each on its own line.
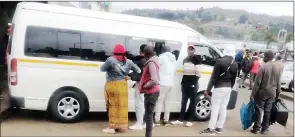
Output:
[8, 2, 228, 122]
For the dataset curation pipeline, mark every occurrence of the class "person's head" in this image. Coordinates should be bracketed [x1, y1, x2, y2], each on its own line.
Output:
[223, 45, 236, 58]
[245, 50, 250, 57]
[187, 45, 195, 57]
[139, 44, 147, 56]
[143, 45, 155, 60]
[113, 44, 126, 62]
[276, 54, 282, 61]
[263, 50, 274, 62]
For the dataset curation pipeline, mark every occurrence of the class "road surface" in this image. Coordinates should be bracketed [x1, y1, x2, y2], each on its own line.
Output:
[1, 88, 293, 136]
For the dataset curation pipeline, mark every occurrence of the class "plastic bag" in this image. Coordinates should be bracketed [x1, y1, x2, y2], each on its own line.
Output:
[240, 100, 255, 130]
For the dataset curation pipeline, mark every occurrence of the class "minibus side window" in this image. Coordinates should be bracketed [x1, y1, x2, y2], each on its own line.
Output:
[25, 26, 58, 58]
[80, 32, 126, 62]
[57, 32, 81, 60]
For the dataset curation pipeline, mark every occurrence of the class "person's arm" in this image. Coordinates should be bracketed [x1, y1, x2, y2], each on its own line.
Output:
[276, 66, 283, 98]
[100, 57, 112, 72]
[251, 66, 264, 97]
[143, 62, 159, 89]
[206, 60, 221, 92]
[129, 60, 141, 74]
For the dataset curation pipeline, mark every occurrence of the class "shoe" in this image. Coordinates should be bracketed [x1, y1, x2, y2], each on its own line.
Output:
[102, 128, 116, 134]
[239, 85, 241, 88]
[215, 128, 223, 134]
[249, 88, 252, 90]
[155, 121, 162, 126]
[185, 122, 193, 127]
[129, 123, 143, 130]
[242, 86, 246, 88]
[200, 128, 216, 135]
[250, 129, 259, 134]
[261, 129, 269, 135]
[143, 123, 155, 129]
[163, 121, 169, 126]
[171, 120, 184, 125]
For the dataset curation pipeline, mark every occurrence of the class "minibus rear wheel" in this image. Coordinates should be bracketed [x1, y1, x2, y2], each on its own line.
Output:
[49, 90, 87, 123]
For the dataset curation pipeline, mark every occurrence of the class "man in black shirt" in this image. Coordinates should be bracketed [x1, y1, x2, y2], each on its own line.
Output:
[171, 45, 201, 127]
[201, 45, 238, 135]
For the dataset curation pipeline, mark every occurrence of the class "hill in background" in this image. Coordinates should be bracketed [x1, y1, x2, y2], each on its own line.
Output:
[122, 7, 293, 42]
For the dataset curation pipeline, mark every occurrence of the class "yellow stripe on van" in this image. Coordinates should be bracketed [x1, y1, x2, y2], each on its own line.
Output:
[176, 69, 212, 75]
[18, 59, 99, 67]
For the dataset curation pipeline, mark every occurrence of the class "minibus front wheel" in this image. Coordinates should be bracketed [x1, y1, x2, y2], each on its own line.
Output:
[48, 88, 88, 123]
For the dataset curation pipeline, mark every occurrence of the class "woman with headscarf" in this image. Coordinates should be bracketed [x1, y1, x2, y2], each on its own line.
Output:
[101, 44, 141, 134]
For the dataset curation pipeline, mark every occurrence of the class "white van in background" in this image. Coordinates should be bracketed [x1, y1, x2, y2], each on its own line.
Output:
[8, 2, 225, 123]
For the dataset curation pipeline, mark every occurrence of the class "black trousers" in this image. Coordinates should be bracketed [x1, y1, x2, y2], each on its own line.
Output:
[179, 83, 198, 121]
[253, 97, 275, 131]
[144, 92, 160, 137]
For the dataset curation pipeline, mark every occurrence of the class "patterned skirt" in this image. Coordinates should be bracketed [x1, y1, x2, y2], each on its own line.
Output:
[104, 80, 128, 130]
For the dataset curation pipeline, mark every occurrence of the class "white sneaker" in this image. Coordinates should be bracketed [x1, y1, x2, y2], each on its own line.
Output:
[143, 123, 155, 129]
[171, 120, 184, 125]
[102, 128, 116, 134]
[129, 123, 143, 130]
[185, 122, 193, 127]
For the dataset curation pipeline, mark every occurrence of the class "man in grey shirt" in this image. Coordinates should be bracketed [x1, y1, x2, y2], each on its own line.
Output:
[250, 51, 284, 135]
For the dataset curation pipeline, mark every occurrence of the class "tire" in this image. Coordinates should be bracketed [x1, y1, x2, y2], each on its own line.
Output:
[289, 80, 294, 92]
[49, 90, 87, 123]
[195, 94, 211, 121]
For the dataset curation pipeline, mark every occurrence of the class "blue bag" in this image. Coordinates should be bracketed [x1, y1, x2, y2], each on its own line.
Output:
[240, 100, 255, 130]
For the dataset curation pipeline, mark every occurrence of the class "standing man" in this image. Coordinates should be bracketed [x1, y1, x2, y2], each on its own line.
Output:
[171, 45, 201, 127]
[138, 45, 160, 137]
[250, 51, 284, 134]
[129, 44, 147, 130]
[235, 50, 243, 77]
[154, 46, 177, 126]
[200, 45, 238, 135]
[239, 51, 251, 88]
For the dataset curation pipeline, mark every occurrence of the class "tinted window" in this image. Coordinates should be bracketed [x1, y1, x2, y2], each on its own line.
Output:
[25, 26, 58, 58]
[25, 26, 126, 62]
[194, 45, 220, 66]
[80, 32, 125, 62]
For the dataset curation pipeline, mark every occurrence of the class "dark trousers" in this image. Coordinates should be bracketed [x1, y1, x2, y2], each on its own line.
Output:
[179, 83, 198, 121]
[144, 92, 159, 137]
[253, 97, 275, 131]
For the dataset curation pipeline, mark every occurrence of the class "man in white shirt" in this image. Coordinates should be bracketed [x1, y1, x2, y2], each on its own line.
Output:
[154, 46, 177, 126]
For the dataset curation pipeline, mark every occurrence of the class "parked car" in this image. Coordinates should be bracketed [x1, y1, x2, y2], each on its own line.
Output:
[281, 63, 294, 92]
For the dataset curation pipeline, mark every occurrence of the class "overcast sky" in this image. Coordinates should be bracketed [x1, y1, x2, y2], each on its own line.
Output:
[111, 2, 293, 16]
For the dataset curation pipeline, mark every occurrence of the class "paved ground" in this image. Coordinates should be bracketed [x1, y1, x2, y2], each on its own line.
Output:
[1, 88, 293, 136]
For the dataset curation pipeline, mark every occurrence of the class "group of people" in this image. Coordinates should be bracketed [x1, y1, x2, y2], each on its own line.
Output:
[99, 42, 284, 136]
[235, 49, 285, 134]
[99, 43, 241, 136]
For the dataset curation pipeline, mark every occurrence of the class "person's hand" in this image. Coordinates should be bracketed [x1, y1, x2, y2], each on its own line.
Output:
[124, 76, 131, 81]
[204, 91, 209, 96]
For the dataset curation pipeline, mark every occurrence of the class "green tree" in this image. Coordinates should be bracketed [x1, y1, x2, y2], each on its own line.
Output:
[239, 14, 248, 24]
[264, 32, 276, 49]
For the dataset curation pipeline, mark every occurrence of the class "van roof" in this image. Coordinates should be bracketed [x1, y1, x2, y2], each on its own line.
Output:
[20, 2, 195, 32]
